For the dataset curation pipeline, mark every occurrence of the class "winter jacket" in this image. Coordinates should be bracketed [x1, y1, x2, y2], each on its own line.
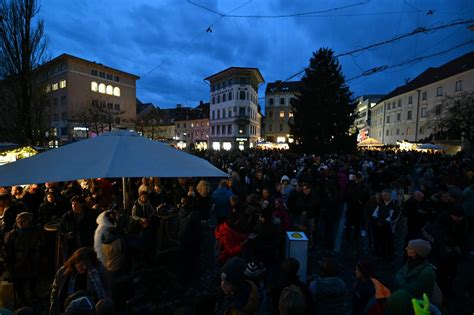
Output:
[215, 222, 248, 264]
[273, 207, 291, 231]
[309, 276, 347, 315]
[394, 259, 435, 299]
[38, 201, 65, 226]
[59, 210, 97, 256]
[212, 187, 233, 220]
[49, 265, 108, 315]
[4, 226, 41, 279]
[178, 206, 201, 248]
[131, 200, 155, 222]
[101, 227, 123, 273]
[94, 211, 115, 266]
[215, 280, 259, 315]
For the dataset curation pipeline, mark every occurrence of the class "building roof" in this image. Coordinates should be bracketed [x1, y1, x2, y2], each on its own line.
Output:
[378, 51, 474, 104]
[204, 67, 264, 83]
[44, 53, 140, 80]
[265, 80, 302, 93]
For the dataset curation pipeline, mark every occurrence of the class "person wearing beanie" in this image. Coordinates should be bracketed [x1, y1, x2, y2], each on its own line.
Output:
[394, 239, 435, 300]
[215, 257, 259, 315]
[244, 261, 268, 314]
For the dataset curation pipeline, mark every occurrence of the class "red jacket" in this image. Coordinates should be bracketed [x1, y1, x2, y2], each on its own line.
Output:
[273, 207, 291, 231]
[214, 222, 248, 264]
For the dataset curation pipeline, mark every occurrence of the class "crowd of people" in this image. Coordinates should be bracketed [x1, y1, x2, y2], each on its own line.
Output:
[0, 148, 472, 314]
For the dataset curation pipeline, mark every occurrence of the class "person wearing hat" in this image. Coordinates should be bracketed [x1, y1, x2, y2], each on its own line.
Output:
[244, 261, 268, 314]
[215, 257, 259, 315]
[394, 239, 435, 300]
[280, 175, 294, 205]
[4, 212, 41, 307]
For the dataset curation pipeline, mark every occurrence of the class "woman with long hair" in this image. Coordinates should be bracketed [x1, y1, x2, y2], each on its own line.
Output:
[49, 247, 107, 315]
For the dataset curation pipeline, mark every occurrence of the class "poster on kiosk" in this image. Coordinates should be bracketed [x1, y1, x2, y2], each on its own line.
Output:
[285, 231, 308, 281]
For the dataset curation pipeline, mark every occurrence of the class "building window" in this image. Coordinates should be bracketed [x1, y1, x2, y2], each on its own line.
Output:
[228, 109, 232, 118]
[229, 92, 232, 100]
[52, 83, 59, 91]
[422, 91, 427, 100]
[289, 112, 294, 118]
[221, 125, 226, 135]
[99, 83, 106, 94]
[397, 113, 401, 121]
[387, 103, 391, 110]
[435, 105, 441, 116]
[436, 86, 443, 96]
[114, 76, 120, 82]
[91, 70, 98, 76]
[211, 126, 215, 134]
[61, 113, 67, 121]
[91, 81, 98, 92]
[99, 72, 105, 78]
[107, 103, 113, 109]
[53, 98, 58, 106]
[455, 80, 462, 92]
[269, 98, 274, 105]
[239, 107, 245, 116]
[419, 127, 424, 135]
[46, 84, 51, 93]
[223, 94, 226, 102]
[290, 97, 296, 106]
[396, 129, 400, 135]
[407, 110, 412, 120]
[223, 109, 226, 119]
[228, 124, 232, 134]
[60, 80, 67, 89]
[100, 101, 106, 108]
[212, 97, 215, 105]
[61, 96, 66, 105]
[113, 87, 120, 97]
[268, 111, 273, 118]
[386, 129, 389, 136]
[279, 124, 283, 131]
[408, 96, 413, 104]
[280, 98, 285, 105]
[217, 109, 220, 119]
[239, 91, 246, 100]
[406, 127, 411, 136]
[386, 115, 390, 123]
[183, 123, 186, 128]
[279, 111, 285, 118]
[421, 107, 427, 118]
[107, 74, 113, 80]
[269, 124, 273, 132]
[106, 85, 113, 95]
[217, 95, 220, 103]
[217, 125, 220, 134]
[114, 104, 120, 110]
[397, 99, 401, 107]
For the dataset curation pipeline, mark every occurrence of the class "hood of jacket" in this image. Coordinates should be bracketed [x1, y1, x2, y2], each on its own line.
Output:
[96, 211, 114, 227]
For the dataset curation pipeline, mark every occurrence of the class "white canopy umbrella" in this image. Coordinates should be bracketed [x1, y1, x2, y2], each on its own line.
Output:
[0, 131, 226, 207]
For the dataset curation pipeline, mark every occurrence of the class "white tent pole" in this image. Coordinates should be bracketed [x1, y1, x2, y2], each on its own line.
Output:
[122, 177, 127, 211]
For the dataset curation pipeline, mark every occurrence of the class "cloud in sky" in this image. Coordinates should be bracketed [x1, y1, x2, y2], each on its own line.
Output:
[40, 0, 474, 109]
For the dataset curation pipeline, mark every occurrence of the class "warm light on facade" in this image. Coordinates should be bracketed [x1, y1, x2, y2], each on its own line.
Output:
[60, 80, 67, 89]
[99, 83, 106, 94]
[91, 81, 98, 92]
[223, 142, 232, 150]
[113, 87, 120, 97]
[106, 85, 113, 95]
[276, 136, 286, 143]
[212, 142, 221, 150]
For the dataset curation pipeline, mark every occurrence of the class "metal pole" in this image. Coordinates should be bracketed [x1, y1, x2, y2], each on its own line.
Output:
[122, 177, 127, 211]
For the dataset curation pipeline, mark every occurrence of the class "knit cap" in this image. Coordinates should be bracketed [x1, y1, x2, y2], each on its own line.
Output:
[221, 257, 246, 285]
[244, 261, 266, 279]
[408, 239, 431, 258]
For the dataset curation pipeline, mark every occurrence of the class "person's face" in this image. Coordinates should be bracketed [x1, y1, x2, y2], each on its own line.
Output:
[221, 279, 233, 295]
[154, 186, 161, 193]
[355, 266, 364, 280]
[440, 193, 451, 203]
[71, 200, 83, 213]
[275, 183, 282, 192]
[47, 194, 55, 203]
[15, 216, 28, 228]
[75, 261, 88, 274]
[302, 186, 311, 195]
[11, 186, 18, 196]
[256, 172, 263, 180]
[405, 244, 417, 258]
[178, 178, 186, 185]
[139, 194, 148, 204]
[142, 178, 148, 185]
[382, 192, 391, 203]
[414, 193, 423, 202]
[262, 189, 270, 200]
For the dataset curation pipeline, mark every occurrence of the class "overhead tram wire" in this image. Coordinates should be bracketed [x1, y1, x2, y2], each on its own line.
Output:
[346, 40, 474, 82]
[278, 19, 474, 83]
[141, 0, 252, 79]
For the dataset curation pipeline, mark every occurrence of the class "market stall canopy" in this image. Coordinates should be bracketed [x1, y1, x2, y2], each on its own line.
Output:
[357, 137, 384, 147]
[0, 130, 226, 186]
[417, 143, 446, 151]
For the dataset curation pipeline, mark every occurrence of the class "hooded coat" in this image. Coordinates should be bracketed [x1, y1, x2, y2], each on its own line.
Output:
[94, 212, 115, 266]
[215, 222, 248, 264]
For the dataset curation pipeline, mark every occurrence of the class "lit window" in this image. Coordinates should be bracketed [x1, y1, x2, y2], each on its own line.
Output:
[223, 142, 232, 151]
[52, 83, 59, 91]
[98, 83, 106, 94]
[46, 85, 51, 93]
[279, 111, 285, 118]
[289, 112, 294, 118]
[60, 80, 67, 89]
[113, 87, 120, 97]
[106, 85, 113, 95]
[91, 81, 98, 92]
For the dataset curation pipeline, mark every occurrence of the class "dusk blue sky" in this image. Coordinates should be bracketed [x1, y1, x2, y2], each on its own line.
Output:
[40, 0, 473, 110]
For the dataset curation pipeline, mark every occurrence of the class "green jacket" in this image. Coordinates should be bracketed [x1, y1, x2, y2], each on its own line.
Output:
[394, 259, 435, 299]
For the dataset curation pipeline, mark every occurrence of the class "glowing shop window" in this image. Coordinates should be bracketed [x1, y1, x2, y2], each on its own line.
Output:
[212, 142, 221, 150]
[113, 87, 120, 97]
[91, 81, 98, 92]
[223, 142, 232, 151]
[52, 83, 59, 91]
[276, 136, 286, 143]
[106, 85, 113, 95]
[46, 85, 51, 93]
[249, 142, 254, 148]
[59, 80, 67, 89]
[98, 83, 106, 94]
[238, 144, 244, 151]
[279, 111, 285, 118]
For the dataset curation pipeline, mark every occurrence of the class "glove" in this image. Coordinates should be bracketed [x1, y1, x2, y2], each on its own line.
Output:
[412, 293, 430, 315]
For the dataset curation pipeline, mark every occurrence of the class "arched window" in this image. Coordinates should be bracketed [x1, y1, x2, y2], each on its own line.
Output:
[91, 81, 98, 92]
[98, 83, 106, 94]
[113, 87, 120, 97]
[106, 85, 113, 95]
